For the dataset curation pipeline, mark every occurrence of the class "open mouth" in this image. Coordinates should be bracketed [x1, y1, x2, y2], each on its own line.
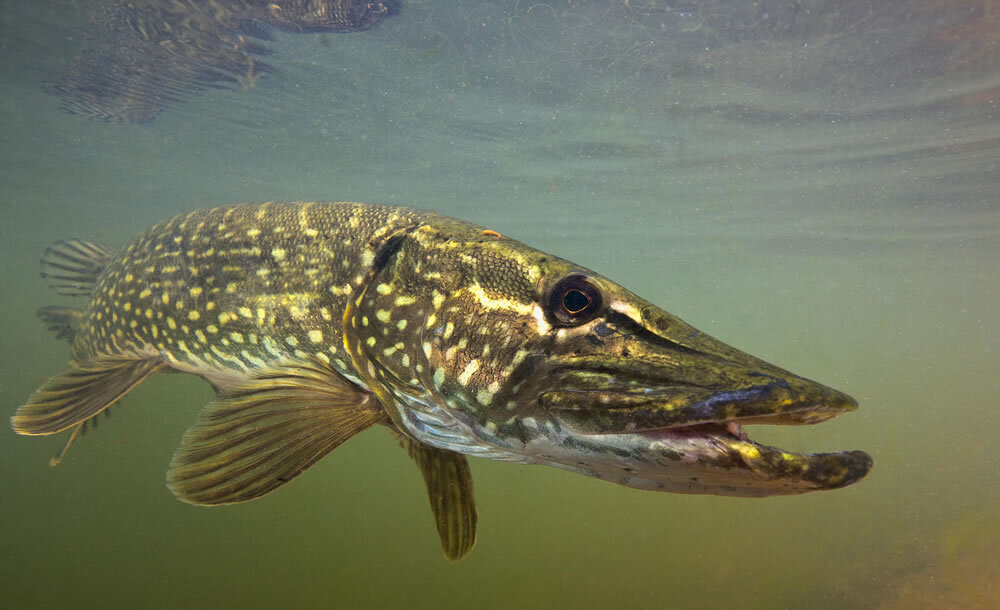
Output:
[540, 384, 872, 495]
[652, 420, 751, 441]
[537, 348, 872, 494]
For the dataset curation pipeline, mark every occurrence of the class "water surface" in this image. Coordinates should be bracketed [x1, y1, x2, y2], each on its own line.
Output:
[1, 1, 998, 608]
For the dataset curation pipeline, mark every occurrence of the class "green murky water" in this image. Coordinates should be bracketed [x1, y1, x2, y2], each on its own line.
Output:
[2, 1, 998, 608]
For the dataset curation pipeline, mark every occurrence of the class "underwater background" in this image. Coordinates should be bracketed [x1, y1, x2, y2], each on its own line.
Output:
[1, 1, 997, 608]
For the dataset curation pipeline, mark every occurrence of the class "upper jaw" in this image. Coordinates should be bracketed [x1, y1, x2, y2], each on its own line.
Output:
[536, 289, 862, 434]
[537, 356, 860, 435]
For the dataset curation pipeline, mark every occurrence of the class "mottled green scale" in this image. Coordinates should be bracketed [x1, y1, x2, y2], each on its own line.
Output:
[349, 220, 554, 436]
[74, 202, 426, 383]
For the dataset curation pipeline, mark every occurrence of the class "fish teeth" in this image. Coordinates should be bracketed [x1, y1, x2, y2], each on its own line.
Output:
[726, 421, 747, 441]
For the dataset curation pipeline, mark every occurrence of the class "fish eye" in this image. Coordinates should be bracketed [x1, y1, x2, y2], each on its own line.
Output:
[548, 275, 604, 325]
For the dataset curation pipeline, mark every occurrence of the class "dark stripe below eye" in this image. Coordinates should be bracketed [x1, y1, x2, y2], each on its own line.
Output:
[604, 311, 701, 356]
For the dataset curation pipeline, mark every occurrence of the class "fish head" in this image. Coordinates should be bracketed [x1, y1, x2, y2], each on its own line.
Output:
[355, 221, 872, 496]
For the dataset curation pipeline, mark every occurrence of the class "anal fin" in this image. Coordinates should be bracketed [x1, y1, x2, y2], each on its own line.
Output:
[396, 432, 478, 561]
[167, 358, 385, 506]
[12, 354, 164, 436]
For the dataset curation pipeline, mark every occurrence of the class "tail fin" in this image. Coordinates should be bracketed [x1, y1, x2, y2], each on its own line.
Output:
[38, 306, 85, 343]
[41, 239, 116, 296]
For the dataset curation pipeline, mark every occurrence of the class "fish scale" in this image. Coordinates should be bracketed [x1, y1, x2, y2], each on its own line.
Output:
[76, 202, 424, 383]
[12, 200, 872, 560]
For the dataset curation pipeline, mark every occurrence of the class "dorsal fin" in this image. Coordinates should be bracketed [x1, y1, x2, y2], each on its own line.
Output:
[41, 239, 116, 296]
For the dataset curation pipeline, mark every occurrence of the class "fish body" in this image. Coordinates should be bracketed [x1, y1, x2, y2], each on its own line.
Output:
[13, 201, 872, 559]
[66, 202, 425, 390]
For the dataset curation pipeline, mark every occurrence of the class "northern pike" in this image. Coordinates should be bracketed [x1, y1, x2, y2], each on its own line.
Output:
[12, 201, 872, 559]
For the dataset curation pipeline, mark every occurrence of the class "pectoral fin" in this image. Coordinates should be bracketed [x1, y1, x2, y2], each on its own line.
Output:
[398, 434, 478, 561]
[167, 358, 386, 506]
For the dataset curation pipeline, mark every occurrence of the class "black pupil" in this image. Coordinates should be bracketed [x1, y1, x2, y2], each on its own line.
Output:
[563, 288, 591, 314]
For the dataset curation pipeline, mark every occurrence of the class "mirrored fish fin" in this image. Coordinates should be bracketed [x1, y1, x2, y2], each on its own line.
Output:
[167, 358, 386, 506]
[12, 353, 165, 436]
[394, 431, 478, 561]
[37, 305, 85, 343]
[40, 239, 116, 296]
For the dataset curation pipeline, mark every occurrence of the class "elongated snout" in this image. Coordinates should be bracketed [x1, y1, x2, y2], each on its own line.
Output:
[538, 298, 860, 436]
